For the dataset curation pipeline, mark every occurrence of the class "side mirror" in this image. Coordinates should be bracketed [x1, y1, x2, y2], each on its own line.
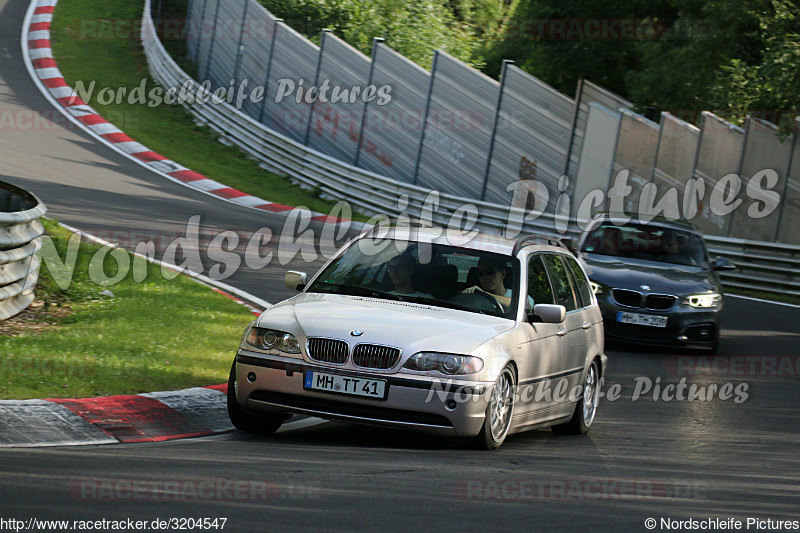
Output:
[712, 256, 736, 271]
[529, 303, 566, 324]
[284, 271, 308, 291]
[561, 237, 576, 253]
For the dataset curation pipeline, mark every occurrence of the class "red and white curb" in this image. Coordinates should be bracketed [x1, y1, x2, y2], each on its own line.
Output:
[0, 386, 229, 447]
[23, 0, 360, 229]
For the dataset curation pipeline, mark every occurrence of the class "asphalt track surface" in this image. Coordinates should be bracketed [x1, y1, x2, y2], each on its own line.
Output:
[1, 0, 800, 531]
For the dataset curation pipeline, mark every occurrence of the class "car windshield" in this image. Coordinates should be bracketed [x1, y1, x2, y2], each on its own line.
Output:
[581, 223, 708, 266]
[306, 239, 520, 318]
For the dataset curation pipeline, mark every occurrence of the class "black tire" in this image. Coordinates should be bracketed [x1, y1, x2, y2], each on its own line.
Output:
[472, 365, 516, 449]
[553, 359, 600, 435]
[227, 361, 284, 434]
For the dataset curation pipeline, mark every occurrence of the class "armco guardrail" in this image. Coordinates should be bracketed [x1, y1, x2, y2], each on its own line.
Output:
[703, 236, 800, 297]
[0, 181, 46, 320]
[139, 2, 800, 299]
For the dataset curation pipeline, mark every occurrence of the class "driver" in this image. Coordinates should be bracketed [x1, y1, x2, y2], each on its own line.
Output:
[463, 257, 514, 310]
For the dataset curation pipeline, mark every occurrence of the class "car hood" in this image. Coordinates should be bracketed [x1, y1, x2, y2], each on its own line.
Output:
[579, 253, 717, 294]
[258, 293, 515, 355]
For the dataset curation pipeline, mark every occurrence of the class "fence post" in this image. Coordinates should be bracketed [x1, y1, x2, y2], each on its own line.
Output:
[354, 37, 384, 168]
[726, 115, 751, 238]
[258, 19, 282, 124]
[193, 0, 208, 63]
[564, 77, 584, 179]
[773, 118, 799, 242]
[413, 50, 439, 186]
[202, 0, 222, 81]
[480, 60, 513, 202]
[604, 108, 624, 212]
[304, 29, 332, 146]
[232, 0, 250, 83]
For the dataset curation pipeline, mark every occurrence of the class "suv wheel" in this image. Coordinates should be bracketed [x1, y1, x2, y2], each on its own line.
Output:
[227, 361, 285, 434]
[553, 359, 600, 435]
[472, 365, 516, 449]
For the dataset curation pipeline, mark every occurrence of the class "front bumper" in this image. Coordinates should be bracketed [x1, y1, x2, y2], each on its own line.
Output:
[234, 351, 493, 438]
[597, 297, 720, 349]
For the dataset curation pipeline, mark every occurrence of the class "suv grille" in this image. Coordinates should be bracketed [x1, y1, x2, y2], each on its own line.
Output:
[353, 344, 401, 369]
[307, 338, 349, 364]
[612, 289, 643, 308]
[645, 294, 677, 310]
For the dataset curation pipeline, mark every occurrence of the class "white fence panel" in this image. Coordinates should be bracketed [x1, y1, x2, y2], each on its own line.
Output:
[416, 52, 499, 198]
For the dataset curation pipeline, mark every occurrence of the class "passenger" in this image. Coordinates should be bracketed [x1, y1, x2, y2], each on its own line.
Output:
[386, 254, 432, 298]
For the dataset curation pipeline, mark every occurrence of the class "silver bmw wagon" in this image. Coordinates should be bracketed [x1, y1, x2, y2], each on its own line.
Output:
[228, 225, 607, 449]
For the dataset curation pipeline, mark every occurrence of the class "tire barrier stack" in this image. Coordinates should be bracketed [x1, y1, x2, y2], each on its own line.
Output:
[0, 181, 46, 321]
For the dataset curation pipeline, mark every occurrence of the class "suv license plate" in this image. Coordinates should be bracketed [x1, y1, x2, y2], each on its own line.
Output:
[617, 311, 668, 328]
[304, 371, 387, 400]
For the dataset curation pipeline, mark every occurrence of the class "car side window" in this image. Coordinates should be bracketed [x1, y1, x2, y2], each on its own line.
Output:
[563, 255, 593, 308]
[527, 254, 555, 307]
[542, 254, 578, 312]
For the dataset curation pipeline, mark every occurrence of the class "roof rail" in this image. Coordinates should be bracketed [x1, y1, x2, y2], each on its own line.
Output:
[360, 217, 439, 237]
[512, 234, 569, 255]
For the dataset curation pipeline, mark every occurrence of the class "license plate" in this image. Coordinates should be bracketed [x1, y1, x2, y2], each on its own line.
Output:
[304, 371, 387, 400]
[617, 311, 668, 327]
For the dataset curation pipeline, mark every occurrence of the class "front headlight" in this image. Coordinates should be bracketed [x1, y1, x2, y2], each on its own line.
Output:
[402, 352, 484, 375]
[589, 281, 604, 294]
[244, 326, 301, 354]
[686, 293, 721, 308]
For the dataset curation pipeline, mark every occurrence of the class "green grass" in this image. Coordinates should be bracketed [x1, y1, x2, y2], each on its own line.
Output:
[0, 220, 254, 399]
[49, 0, 367, 220]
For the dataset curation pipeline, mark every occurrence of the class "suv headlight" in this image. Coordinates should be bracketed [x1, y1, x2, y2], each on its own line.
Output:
[402, 352, 484, 375]
[686, 293, 721, 308]
[589, 281, 604, 294]
[243, 326, 301, 354]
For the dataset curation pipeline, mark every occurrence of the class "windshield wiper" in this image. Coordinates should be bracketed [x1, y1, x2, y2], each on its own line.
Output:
[403, 295, 492, 315]
[311, 282, 406, 301]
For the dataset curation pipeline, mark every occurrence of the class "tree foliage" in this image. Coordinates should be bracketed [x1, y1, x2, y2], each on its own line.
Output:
[256, 0, 506, 69]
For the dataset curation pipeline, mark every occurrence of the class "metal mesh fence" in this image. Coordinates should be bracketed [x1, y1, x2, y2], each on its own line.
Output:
[361, 43, 430, 183]
[415, 52, 499, 199]
[571, 103, 621, 222]
[234, 4, 277, 120]
[692, 112, 744, 237]
[567, 80, 632, 181]
[611, 110, 659, 214]
[483, 64, 573, 210]
[651, 113, 700, 220]
[305, 33, 371, 166]
[777, 119, 800, 244]
[259, 23, 319, 143]
[181, 3, 799, 243]
[729, 118, 793, 242]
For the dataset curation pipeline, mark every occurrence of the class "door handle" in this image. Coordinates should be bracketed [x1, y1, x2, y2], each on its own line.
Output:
[582, 321, 592, 330]
[557, 327, 567, 336]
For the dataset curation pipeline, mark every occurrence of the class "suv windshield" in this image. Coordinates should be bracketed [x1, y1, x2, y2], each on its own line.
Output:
[581, 223, 708, 266]
[306, 239, 520, 318]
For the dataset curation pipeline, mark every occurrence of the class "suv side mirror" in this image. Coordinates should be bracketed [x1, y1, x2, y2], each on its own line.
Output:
[285, 271, 308, 291]
[712, 256, 736, 271]
[529, 304, 566, 324]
